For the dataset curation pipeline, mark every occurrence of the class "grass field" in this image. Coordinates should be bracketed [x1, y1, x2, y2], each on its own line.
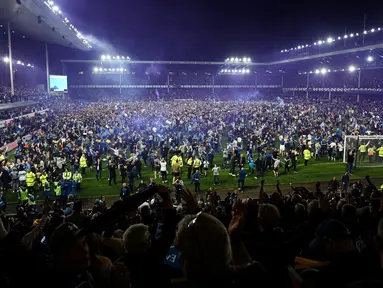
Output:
[5, 153, 383, 203]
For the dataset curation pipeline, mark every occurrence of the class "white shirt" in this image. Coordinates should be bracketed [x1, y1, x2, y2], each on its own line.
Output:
[212, 167, 220, 175]
[160, 162, 167, 172]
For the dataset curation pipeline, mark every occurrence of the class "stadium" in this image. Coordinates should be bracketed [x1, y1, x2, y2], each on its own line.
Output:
[1, 1, 383, 287]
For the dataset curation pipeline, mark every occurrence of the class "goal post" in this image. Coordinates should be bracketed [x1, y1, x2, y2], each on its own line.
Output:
[343, 135, 383, 168]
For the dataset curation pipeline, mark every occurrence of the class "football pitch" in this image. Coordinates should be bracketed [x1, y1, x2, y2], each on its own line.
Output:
[6, 154, 383, 203]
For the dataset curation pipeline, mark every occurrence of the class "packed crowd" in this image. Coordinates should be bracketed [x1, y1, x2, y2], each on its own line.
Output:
[1, 175, 383, 288]
[0, 93, 383, 287]
[0, 84, 49, 103]
[0, 103, 49, 120]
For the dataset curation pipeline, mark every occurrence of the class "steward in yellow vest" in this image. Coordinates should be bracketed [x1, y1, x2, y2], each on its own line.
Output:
[27, 192, 38, 207]
[359, 144, 367, 153]
[378, 146, 383, 158]
[80, 154, 87, 174]
[187, 157, 193, 180]
[54, 181, 62, 198]
[26, 171, 36, 189]
[40, 173, 48, 188]
[19, 186, 29, 205]
[73, 171, 82, 193]
[303, 149, 311, 166]
[368, 147, 375, 156]
[63, 169, 72, 181]
[73, 172, 82, 183]
[193, 158, 201, 173]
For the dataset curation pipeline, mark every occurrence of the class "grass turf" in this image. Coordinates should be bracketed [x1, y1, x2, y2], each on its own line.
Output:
[5, 153, 383, 203]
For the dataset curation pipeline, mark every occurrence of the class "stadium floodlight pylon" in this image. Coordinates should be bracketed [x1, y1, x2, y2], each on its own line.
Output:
[343, 135, 383, 168]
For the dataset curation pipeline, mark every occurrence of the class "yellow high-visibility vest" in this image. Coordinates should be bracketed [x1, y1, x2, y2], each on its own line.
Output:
[303, 149, 311, 160]
[193, 159, 201, 168]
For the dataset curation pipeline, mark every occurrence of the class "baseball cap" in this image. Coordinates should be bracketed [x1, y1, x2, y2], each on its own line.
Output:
[49, 222, 86, 256]
[309, 219, 351, 250]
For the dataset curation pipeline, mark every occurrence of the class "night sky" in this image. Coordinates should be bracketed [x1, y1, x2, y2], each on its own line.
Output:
[59, 0, 383, 61]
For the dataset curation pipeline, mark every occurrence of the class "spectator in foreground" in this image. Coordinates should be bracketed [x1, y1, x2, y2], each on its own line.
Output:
[118, 189, 177, 288]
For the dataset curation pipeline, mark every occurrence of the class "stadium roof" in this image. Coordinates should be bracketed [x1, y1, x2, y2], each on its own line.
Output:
[61, 42, 383, 66]
[0, 0, 91, 50]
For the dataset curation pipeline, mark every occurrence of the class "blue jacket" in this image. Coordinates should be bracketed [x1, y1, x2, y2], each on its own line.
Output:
[120, 187, 128, 199]
[191, 173, 201, 184]
[238, 170, 246, 181]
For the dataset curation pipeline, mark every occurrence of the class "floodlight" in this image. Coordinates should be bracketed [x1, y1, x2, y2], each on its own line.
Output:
[367, 56, 373, 62]
[230, 58, 234, 62]
[225, 58, 229, 62]
[298, 46, 301, 49]
[124, 69, 127, 71]
[64, 18, 69, 23]
[314, 42, 317, 45]
[228, 70, 231, 73]
[364, 30, 367, 34]
[246, 69, 250, 73]
[371, 29, 375, 32]
[378, 28, 381, 31]
[221, 69, 224, 73]
[281, 50, 284, 53]
[116, 56, 120, 59]
[112, 56, 115, 59]
[235, 58, 238, 62]
[101, 55, 106, 60]
[344, 35, 348, 39]
[338, 37, 341, 40]
[348, 65, 356, 72]
[58, 10, 62, 14]
[234, 69, 237, 73]
[306, 44, 309, 47]
[3, 57, 9, 63]
[350, 33, 354, 37]
[356, 33, 359, 36]
[309, 71, 313, 74]
[327, 37, 333, 43]
[106, 55, 111, 60]
[17, 60, 21, 65]
[108, 68, 112, 71]
[318, 40, 323, 45]
[320, 68, 327, 75]
[247, 58, 251, 62]
[21, 63, 24, 66]
[94, 67, 99, 72]
[48, 0, 54, 5]
[104, 68, 107, 71]
[53, 5, 59, 11]
[27, 63, 31, 67]
[122, 56, 125, 59]
[112, 68, 115, 71]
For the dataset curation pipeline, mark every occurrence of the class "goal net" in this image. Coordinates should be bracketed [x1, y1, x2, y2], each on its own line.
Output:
[343, 135, 383, 168]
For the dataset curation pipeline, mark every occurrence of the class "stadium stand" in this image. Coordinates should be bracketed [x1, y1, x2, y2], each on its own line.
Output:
[2, 1, 383, 288]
